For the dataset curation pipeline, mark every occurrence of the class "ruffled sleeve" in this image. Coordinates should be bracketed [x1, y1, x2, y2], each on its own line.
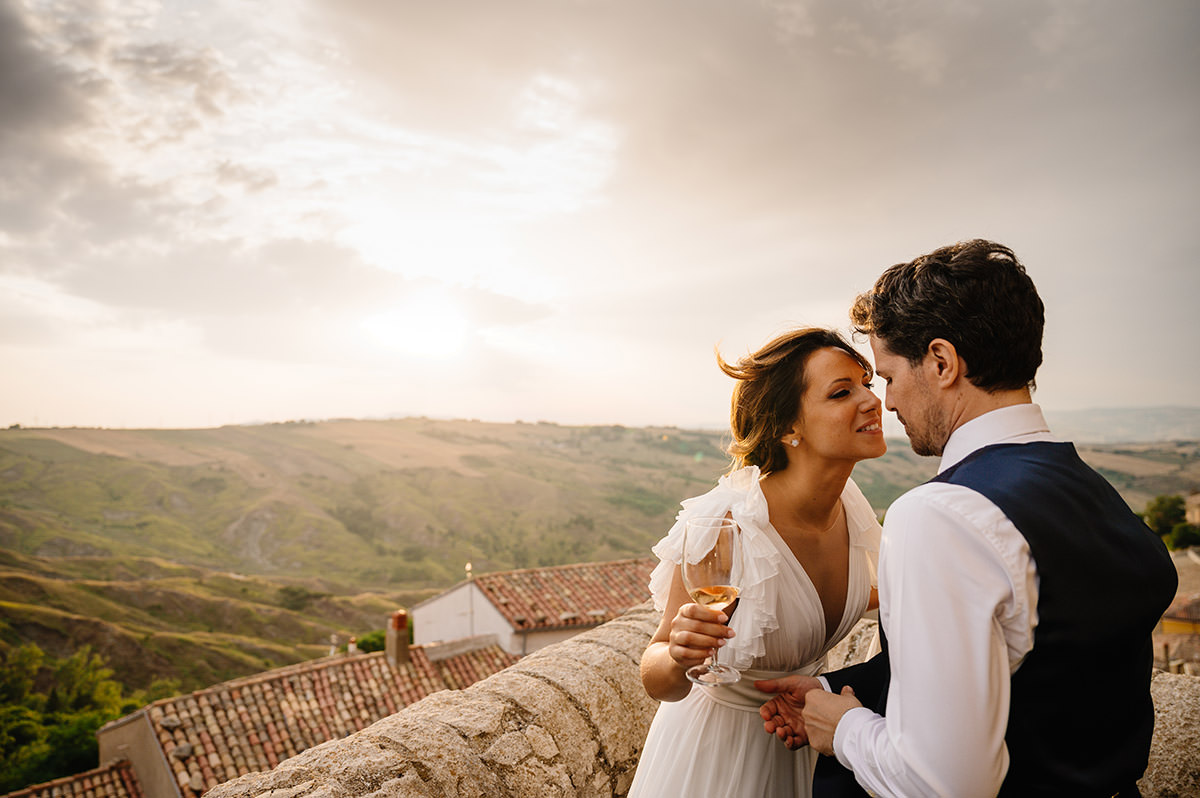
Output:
[647, 465, 787, 671]
[842, 477, 882, 589]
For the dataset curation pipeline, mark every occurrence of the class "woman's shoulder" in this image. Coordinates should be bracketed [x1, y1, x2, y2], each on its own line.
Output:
[678, 465, 762, 506]
[841, 476, 882, 541]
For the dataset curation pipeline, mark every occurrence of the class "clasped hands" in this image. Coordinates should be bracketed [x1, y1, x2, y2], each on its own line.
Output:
[665, 603, 862, 757]
[756, 675, 861, 756]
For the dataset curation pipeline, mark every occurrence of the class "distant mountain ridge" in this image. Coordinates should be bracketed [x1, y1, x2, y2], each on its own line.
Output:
[1043, 406, 1200, 443]
[562, 406, 1200, 445]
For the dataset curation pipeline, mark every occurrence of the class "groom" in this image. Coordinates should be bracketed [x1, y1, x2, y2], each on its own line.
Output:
[757, 239, 1177, 797]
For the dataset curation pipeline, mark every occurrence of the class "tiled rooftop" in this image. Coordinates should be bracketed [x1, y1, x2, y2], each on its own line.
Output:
[471, 557, 655, 630]
[1165, 592, 1200, 621]
[114, 640, 516, 795]
[1, 759, 142, 798]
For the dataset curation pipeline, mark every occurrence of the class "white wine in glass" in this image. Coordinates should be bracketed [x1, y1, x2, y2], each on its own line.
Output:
[681, 516, 742, 686]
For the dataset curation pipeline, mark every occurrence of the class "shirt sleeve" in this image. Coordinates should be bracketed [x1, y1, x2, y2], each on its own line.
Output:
[833, 485, 1017, 798]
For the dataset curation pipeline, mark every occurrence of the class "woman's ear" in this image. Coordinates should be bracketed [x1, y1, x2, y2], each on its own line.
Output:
[780, 424, 801, 448]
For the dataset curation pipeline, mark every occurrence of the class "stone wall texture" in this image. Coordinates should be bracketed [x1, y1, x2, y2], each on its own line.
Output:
[204, 605, 1200, 798]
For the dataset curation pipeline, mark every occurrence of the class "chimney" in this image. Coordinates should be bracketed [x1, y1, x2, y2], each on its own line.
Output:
[386, 608, 410, 667]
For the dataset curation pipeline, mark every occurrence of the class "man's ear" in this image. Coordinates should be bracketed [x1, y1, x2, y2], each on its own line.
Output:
[925, 338, 963, 388]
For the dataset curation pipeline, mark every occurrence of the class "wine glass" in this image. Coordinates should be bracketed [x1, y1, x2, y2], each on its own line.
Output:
[681, 516, 742, 686]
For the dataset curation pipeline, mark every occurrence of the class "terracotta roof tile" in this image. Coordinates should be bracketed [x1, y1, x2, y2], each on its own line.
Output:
[471, 557, 655, 631]
[108, 641, 516, 795]
[1166, 592, 1200, 620]
[1, 759, 142, 798]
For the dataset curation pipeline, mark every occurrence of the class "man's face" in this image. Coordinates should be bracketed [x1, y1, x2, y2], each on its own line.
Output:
[869, 335, 949, 457]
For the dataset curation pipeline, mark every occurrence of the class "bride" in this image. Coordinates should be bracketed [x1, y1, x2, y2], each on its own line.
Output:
[629, 327, 887, 798]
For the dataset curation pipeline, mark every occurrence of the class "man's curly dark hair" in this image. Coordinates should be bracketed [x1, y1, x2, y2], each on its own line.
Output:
[849, 239, 1044, 392]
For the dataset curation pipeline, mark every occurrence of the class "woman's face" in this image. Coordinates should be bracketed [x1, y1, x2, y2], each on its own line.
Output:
[793, 348, 887, 463]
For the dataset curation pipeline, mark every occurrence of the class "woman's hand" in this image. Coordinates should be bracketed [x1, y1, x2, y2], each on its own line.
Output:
[756, 674, 824, 749]
[640, 564, 736, 702]
[667, 602, 735, 671]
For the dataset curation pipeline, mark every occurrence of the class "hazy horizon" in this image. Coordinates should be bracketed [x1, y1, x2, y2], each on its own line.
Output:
[2, 1, 1197, 431]
[7, 405, 1200, 446]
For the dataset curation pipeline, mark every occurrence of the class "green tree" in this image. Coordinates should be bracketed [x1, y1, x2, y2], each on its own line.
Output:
[48, 647, 123, 715]
[1143, 494, 1186, 537]
[356, 630, 386, 652]
[39, 710, 110, 782]
[0, 705, 48, 789]
[0, 645, 45, 706]
[0, 645, 136, 793]
[1168, 522, 1200, 551]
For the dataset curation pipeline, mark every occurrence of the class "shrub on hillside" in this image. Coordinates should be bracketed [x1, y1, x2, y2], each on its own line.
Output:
[356, 630, 386, 652]
[1144, 494, 1186, 537]
[277, 585, 328, 611]
[1168, 522, 1200, 551]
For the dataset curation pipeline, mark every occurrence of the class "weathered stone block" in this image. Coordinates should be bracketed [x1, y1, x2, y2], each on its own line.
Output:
[502, 757, 575, 798]
[1139, 670, 1200, 798]
[475, 670, 600, 789]
[551, 640, 659, 732]
[403, 689, 510, 739]
[508, 655, 634, 765]
[525, 725, 559, 760]
[483, 731, 534, 767]
[361, 717, 503, 797]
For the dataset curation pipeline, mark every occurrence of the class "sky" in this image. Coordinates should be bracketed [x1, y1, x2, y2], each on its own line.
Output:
[1, 0, 1198, 433]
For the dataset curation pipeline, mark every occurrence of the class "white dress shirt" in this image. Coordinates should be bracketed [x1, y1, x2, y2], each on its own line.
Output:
[832, 403, 1054, 798]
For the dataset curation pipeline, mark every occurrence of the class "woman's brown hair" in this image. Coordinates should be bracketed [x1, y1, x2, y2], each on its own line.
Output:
[718, 327, 870, 475]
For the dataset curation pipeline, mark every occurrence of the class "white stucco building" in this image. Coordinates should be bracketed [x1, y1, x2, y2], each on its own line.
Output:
[412, 558, 656, 656]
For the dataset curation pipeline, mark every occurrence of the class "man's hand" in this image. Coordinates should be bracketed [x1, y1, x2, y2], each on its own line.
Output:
[755, 675, 823, 750]
[802, 685, 862, 756]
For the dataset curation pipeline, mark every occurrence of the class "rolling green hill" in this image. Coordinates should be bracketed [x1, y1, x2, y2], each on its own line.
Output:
[1, 419, 1196, 692]
[0, 546, 431, 692]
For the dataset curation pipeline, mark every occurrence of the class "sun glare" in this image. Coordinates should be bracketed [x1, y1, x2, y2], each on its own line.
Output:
[360, 291, 471, 359]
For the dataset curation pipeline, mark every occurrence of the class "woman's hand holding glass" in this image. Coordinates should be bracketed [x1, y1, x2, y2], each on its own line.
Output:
[666, 600, 736, 675]
[679, 516, 743, 686]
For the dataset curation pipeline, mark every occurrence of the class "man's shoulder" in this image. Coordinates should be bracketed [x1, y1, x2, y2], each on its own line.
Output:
[892, 479, 978, 509]
[888, 482, 1013, 541]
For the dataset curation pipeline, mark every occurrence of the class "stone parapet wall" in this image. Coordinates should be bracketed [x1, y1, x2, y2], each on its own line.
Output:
[205, 604, 1200, 798]
[204, 605, 661, 798]
[1143, 669, 1200, 798]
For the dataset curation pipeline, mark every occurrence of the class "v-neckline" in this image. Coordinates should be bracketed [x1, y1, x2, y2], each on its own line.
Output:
[762, 510, 857, 648]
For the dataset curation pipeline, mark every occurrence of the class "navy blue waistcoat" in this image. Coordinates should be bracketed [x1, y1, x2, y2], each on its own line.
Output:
[930, 442, 1177, 796]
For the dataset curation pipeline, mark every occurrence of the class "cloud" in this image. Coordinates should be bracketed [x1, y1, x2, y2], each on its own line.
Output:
[216, 161, 279, 193]
[1, 0, 1197, 427]
[113, 41, 241, 118]
[0, 0, 91, 137]
[0, 0, 107, 236]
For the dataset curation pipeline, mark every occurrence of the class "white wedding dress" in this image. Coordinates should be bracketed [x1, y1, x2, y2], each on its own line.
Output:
[628, 466, 881, 798]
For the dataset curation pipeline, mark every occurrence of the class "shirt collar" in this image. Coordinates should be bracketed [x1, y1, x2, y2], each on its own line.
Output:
[938, 403, 1055, 473]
